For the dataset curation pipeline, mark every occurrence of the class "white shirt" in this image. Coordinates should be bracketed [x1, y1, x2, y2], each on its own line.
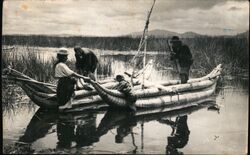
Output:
[55, 62, 74, 78]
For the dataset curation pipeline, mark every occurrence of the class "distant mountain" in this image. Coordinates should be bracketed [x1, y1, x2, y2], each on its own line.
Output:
[129, 29, 177, 38]
[148, 29, 179, 37]
[128, 29, 203, 38]
[181, 31, 203, 38]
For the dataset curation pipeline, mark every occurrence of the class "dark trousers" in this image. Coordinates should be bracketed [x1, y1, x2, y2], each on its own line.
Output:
[179, 66, 190, 84]
[57, 77, 76, 106]
[180, 73, 189, 84]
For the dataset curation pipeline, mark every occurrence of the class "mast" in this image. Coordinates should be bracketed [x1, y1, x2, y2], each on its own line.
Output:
[131, 0, 156, 86]
[142, 35, 147, 89]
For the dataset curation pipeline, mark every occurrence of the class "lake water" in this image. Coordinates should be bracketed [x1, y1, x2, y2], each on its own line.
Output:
[2, 48, 249, 154]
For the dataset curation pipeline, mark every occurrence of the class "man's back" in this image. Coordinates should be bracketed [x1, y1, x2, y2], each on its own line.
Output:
[177, 44, 193, 67]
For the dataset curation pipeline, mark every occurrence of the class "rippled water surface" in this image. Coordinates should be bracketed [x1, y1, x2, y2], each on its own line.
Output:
[3, 52, 249, 154]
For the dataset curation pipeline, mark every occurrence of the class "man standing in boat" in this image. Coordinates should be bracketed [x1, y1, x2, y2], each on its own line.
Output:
[54, 48, 90, 110]
[169, 36, 193, 84]
[74, 46, 98, 90]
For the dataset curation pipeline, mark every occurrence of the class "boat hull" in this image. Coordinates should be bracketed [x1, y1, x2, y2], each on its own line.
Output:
[3, 64, 222, 111]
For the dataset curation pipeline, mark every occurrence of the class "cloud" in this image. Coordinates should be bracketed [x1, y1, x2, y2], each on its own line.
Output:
[228, 6, 242, 11]
[150, 0, 249, 35]
[154, 0, 226, 13]
[2, 0, 249, 36]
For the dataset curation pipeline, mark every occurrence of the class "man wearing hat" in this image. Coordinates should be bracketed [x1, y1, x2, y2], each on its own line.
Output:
[54, 48, 88, 110]
[169, 36, 193, 84]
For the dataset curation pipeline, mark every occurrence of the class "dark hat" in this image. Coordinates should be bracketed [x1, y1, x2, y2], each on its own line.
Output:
[170, 36, 181, 43]
[74, 46, 81, 51]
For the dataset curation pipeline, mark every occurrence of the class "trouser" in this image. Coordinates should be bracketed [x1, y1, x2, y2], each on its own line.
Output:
[179, 66, 190, 84]
[180, 73, 189, 84]
[57, 77, 76, 106]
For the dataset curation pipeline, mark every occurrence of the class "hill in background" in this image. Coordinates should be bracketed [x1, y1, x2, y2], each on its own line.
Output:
[128, 29, 248, 38]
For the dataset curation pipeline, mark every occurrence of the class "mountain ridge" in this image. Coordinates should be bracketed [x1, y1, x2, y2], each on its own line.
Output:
[128, 29, 249, 38]
[3, 30, 248, 38]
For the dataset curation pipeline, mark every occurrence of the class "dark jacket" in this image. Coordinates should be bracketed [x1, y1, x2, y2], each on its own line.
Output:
[171, 44, 193, 67]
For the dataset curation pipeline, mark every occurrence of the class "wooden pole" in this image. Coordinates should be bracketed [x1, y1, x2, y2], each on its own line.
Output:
[142, 36, 148, 89]
[131, 0, 156, 86]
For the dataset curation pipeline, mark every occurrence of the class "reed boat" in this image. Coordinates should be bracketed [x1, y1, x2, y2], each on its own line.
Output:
[2, 64, 222, 111]
[88, 64, 221, 109]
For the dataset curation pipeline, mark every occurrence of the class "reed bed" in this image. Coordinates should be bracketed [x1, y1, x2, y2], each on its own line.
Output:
[2, 46, 56, 82]
[2, 46, 57, 109]
[3, 35, 249, 75]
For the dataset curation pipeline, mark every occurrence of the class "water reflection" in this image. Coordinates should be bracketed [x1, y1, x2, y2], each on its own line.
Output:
[74, 114, 99, 148]
[56, 113, 100, 149]
[159, 115, 190, 155]
[115, 114, 137, 144]
[19, 109, 57, 144]
[16, 98, 218, 154]
[56, 115, 75, 149]
[18, 109, 101, 149]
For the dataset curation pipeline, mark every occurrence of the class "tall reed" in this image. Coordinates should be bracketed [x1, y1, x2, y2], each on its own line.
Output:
[2, 46, 59, 108]
[3, 46, 60, 83]
[3, 35, 248, 74]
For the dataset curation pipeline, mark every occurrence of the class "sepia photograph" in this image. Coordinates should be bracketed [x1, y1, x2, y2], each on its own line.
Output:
[2, 0, 249, 154]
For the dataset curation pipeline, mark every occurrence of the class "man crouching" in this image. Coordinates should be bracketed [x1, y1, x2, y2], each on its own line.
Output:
[113, 75, 137, 112]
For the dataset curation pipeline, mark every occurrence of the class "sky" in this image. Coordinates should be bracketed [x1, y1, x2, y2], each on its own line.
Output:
[2, 0, 249, 36]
